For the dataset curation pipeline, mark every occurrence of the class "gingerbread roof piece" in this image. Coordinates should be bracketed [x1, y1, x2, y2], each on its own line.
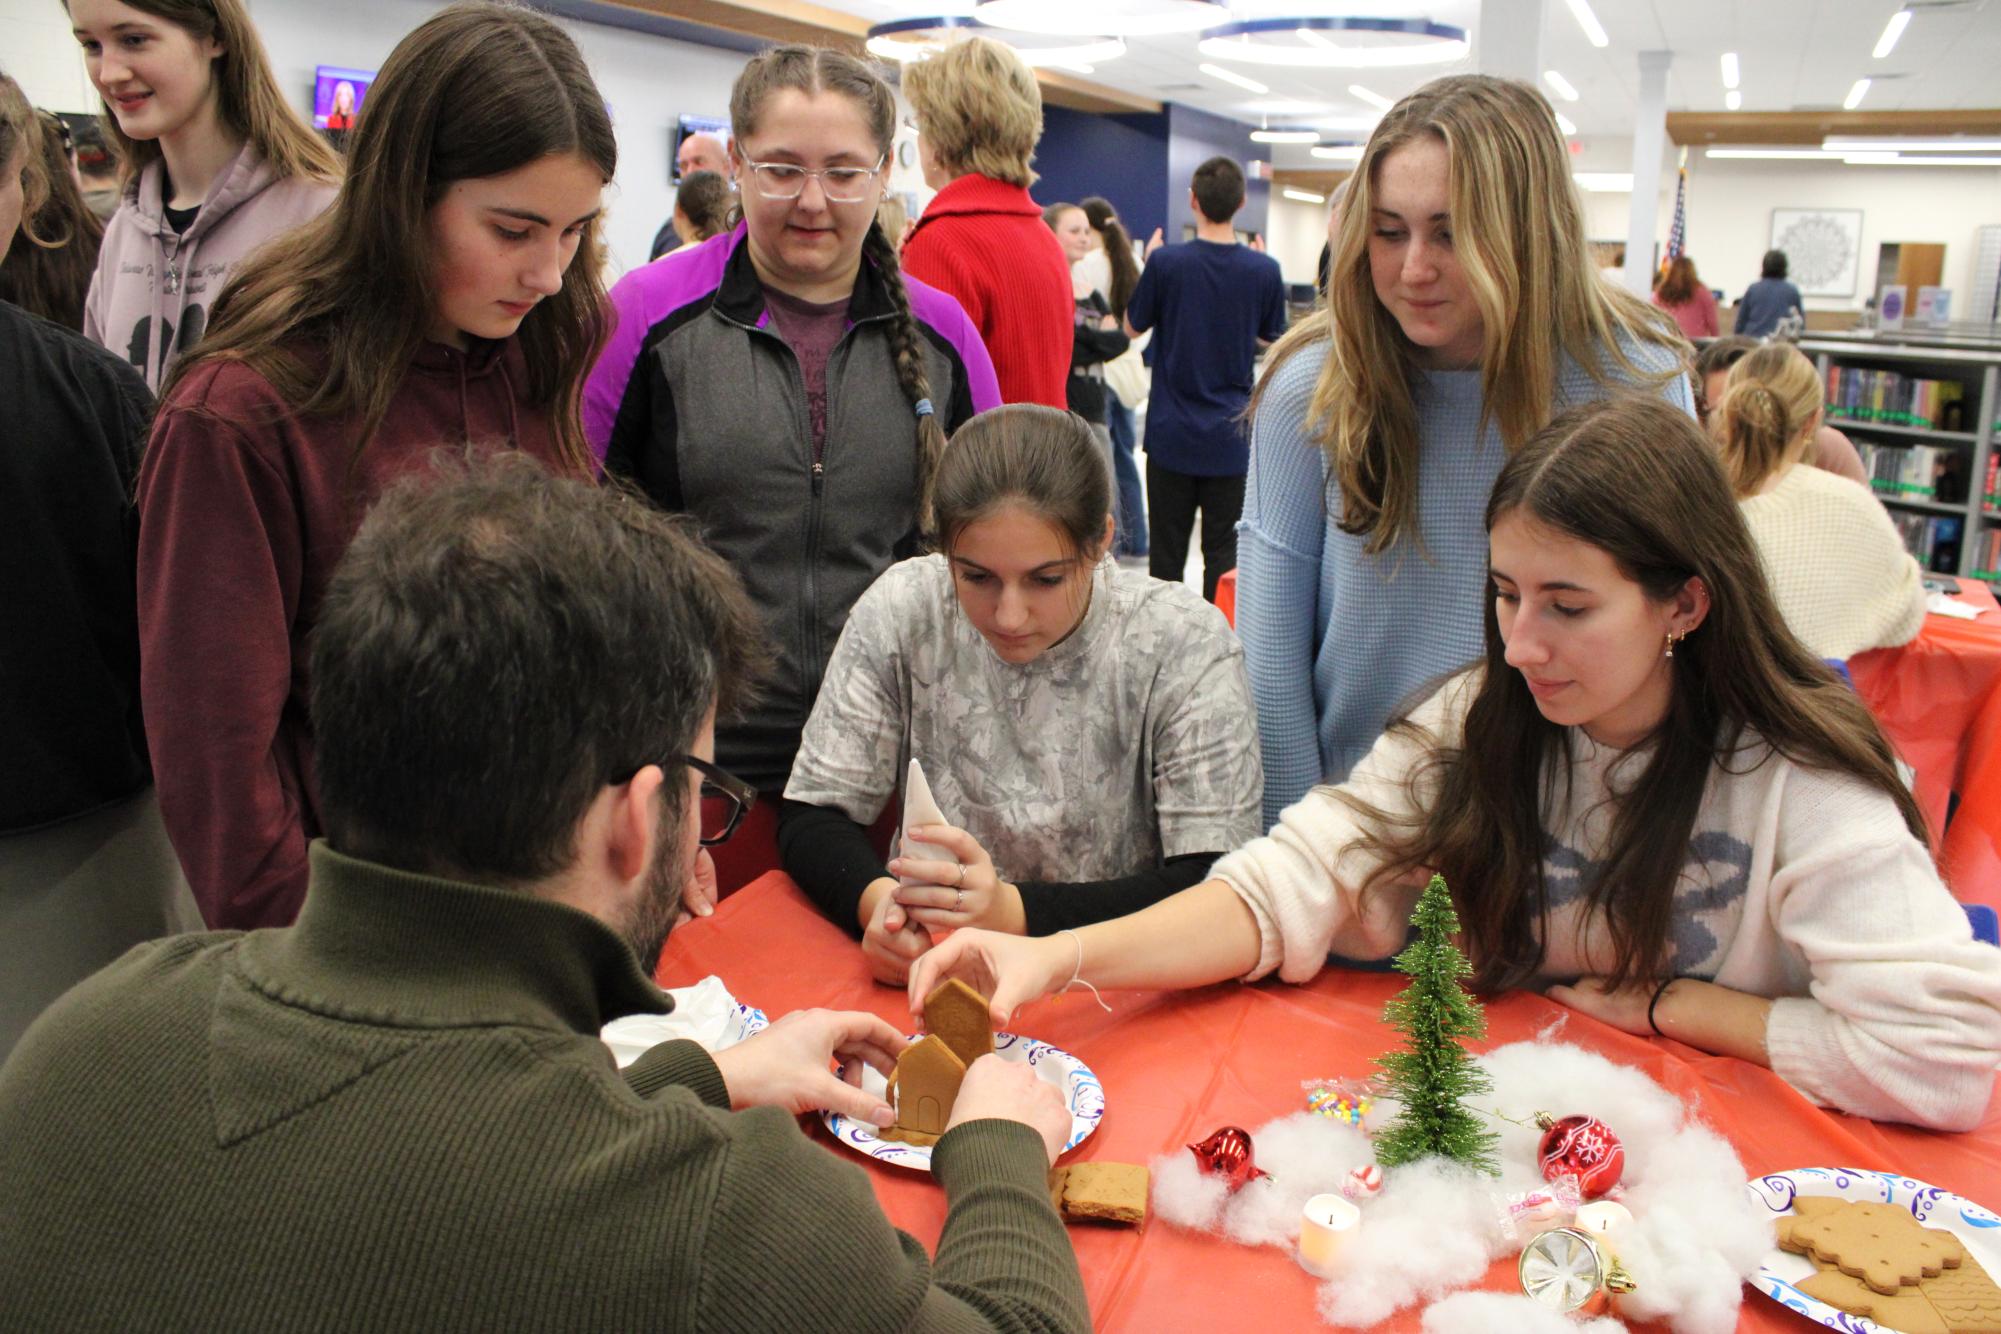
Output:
[923, 978, 995, 1067]
[879, 1035, 967, 1147]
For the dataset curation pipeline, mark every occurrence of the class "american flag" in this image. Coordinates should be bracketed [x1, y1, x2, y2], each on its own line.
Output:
[1662, 153, 1688, 274]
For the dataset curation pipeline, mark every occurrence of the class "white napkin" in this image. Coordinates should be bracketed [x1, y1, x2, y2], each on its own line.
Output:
[898, 757, 963, 885]
[1928, 591, 1982, 620]
[599, 975, 759, 1069]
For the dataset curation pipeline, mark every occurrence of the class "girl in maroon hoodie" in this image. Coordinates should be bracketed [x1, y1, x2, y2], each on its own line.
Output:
[137, 1, 616, 930]
[69, 0, 340, 389]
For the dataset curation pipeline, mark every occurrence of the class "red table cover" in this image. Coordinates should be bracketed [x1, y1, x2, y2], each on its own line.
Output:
[656, 872, 2001, 1333]
[1851, 582, 2001, 912]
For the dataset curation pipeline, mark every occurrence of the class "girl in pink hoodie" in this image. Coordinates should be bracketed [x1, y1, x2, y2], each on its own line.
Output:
[137, 2, 617, 930]
[70, 0, 339, 389]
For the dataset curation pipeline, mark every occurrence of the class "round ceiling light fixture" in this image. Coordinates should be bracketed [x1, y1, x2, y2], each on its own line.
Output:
[865, 16, 1125, 68]
[975, 0, 1228, 36]
[1197, 17, 1470, 68]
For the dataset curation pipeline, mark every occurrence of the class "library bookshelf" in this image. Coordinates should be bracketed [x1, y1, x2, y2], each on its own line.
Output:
[1799, 333, 2001, 584]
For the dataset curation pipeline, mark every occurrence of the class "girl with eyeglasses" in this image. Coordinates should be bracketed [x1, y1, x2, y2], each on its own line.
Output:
[586, 46, 1000, 893]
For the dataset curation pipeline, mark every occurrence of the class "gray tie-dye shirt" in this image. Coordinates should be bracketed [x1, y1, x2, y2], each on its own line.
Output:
[785, 554, 1263, 883]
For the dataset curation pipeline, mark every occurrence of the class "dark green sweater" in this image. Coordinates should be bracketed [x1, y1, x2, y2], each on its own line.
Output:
[0, 843, 1089, 1332]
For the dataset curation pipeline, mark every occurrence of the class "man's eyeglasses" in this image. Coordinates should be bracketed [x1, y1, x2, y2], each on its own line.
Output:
[738, 155, 885, 203]
[614, 755, 757, 846]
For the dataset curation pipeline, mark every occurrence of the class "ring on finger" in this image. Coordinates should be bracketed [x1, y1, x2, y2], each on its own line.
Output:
[952, 863, 966, 888]
[954, 886, 964, 913]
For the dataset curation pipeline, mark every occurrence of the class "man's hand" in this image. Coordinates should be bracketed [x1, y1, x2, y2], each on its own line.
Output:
[710, 1008, 908, 1125]
[1144, 226, 1165, 260]
[949, 1053, 1072, 1165]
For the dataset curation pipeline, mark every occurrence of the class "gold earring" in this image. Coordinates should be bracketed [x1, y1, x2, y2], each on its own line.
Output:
[1665, 629, 1684, 660]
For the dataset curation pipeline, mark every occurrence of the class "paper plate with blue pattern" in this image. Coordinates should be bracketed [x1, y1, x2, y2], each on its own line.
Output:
[824, 1031, 1104, 1174]
[1746, 1167, 2001, 1331]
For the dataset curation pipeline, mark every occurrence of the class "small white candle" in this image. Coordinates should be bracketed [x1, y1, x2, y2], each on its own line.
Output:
[1573, 1200, 1634, 1240]
[1298, 1193, 1361, 1277]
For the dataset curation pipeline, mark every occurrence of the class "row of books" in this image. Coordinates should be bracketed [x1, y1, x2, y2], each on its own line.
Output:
[1825, 367, 1968, 431]
[1984, 451, 2001, 515]
[1858, 441, 1949, 501]
[1973, 526, 2001, 580]
[1892, 512, 1963, 574]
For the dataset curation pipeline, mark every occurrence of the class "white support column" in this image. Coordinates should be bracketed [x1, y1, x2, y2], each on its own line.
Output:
[1476, 0, 1547, 83]
[1624, 50, 1672, 296]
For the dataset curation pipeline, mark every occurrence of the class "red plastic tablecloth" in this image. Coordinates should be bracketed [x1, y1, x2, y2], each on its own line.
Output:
[656, 872, 2001, 1334]
[1850, 582, 2001, 912]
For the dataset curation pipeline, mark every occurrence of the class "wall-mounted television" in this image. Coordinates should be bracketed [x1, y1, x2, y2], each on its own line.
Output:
[672, 113, 732, 184]
[313, 66, 377, 131]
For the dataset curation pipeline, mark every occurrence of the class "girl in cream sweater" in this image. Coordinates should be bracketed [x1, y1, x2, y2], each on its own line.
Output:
[910, 395, 2001, 1132]
[1718, 343, 1926, 659]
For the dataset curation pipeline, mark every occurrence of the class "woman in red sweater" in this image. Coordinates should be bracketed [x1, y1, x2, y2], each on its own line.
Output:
[1653, 255, 1720, 338]
[901, 35, 1072, 408]
[137, 2, 616, 930]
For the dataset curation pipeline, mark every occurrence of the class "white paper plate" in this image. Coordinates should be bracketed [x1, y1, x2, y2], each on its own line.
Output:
[823, 1031, 1104, 1173]
[1746, 1167, 2001, 1331]
[600, 999, 767, 1068]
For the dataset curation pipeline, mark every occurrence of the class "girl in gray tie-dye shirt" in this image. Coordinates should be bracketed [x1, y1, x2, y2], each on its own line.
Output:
[782, 405, 1262, 983]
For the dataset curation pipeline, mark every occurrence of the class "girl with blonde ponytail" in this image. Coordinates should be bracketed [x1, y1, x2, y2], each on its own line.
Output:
[586, 44, 1000, 893]
[1240, 74, 1694, 828]
[1717, 343, 1925, 658]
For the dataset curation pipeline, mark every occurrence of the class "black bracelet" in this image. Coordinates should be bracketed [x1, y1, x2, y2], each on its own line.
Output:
[1647, 976, 1680, 1036]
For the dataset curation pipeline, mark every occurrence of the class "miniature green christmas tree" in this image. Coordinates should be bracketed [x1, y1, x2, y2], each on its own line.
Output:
[1371, 874, 1500, 1175]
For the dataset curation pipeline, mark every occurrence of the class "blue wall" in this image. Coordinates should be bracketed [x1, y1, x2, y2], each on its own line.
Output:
[1165, 103, 1270, 242]
[1032, 103, 1171, 246]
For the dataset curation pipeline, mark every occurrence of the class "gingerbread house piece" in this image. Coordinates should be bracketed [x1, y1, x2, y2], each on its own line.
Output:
[923, 978, 996, 1067]
[880, 1035, 967, 1146]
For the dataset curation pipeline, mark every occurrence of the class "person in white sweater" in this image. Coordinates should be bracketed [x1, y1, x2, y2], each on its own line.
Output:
[910, 394, 2001, 1132]
[1717, 342, 1925, 659]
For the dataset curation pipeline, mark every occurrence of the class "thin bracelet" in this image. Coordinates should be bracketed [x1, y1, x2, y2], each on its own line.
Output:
[1056, 929, 1113, 1013]
[1647, 976, 1680, 1036]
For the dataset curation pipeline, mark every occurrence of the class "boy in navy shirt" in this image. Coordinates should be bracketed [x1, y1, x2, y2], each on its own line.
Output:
[1127, 155, 1287, 600]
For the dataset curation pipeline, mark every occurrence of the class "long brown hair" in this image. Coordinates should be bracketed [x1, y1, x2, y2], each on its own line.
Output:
[1297, 75, 1687, 554]
[1079, 195, 1138, 321]
[0, 72, 48, 239]
[1655, 254, 1701, 306]
[74, 0, 339, 189]
[159, 1, 615, 474]
[1344, 394, 1925, 991]
[729, 45, 946, 528]
[0, 110, 106, 329]
[1716, 343, 1821, 496]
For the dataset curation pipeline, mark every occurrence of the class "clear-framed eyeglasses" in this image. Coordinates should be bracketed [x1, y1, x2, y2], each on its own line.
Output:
[739, 155, 886, 203]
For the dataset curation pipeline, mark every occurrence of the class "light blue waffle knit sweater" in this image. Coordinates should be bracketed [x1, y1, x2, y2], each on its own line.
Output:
[1237, 337, 1694, 830]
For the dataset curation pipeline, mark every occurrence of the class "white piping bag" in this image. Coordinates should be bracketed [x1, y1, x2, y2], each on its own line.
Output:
[897, 757, 962, 885]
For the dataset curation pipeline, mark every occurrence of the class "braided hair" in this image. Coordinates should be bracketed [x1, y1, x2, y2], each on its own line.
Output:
[730, 45, 942, 529]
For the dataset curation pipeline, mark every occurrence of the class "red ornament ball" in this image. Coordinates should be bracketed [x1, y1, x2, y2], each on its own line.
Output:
[1188, 1125, 1269, 1194]
[1535, 1113, 1624, 1198]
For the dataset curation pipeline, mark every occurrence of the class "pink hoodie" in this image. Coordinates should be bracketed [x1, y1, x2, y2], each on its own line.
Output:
[83, 142, 335, 391]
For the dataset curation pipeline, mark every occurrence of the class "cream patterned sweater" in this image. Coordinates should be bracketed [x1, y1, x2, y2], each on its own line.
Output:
[1211, 673, 2001, 1131]
[1740, 463, 1926, 660]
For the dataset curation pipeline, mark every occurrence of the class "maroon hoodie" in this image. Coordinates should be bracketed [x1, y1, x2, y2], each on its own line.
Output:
[137, 339, 567, 929]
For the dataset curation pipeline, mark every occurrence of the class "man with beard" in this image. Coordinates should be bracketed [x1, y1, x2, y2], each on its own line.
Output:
[0, 456, 1088, 1332]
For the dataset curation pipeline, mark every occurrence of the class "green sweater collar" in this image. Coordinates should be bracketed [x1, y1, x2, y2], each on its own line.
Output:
[236, 842, 673, 1034]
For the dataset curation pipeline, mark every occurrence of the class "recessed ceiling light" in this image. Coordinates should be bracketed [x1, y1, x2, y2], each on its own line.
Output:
[1873, 8, 1912, 58]
[1347, 83, 1394, 112]
[1824, 137, 2001, 152]
[1311, 144, 1365, 161]
[1847, 154, 2001, 166]
[1720, 52, 1739, 90]
[1250, 128, 1322, 144]
[1282, 188, 1328, 204]
[1544, 70, 1580, 102]
[1562, 0, 1609, 47]
[1844, 78, 1872, 110]
[1725, 90, 1742, 111]
[1705, 148, 1848, 160]
[1198, 62, 1270, 95]
[1197, 18, 1468, 68]
[1573, 172, 1632, 192]
[974, 0, 1226, 36]
[1555, 111, 1578, 136]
